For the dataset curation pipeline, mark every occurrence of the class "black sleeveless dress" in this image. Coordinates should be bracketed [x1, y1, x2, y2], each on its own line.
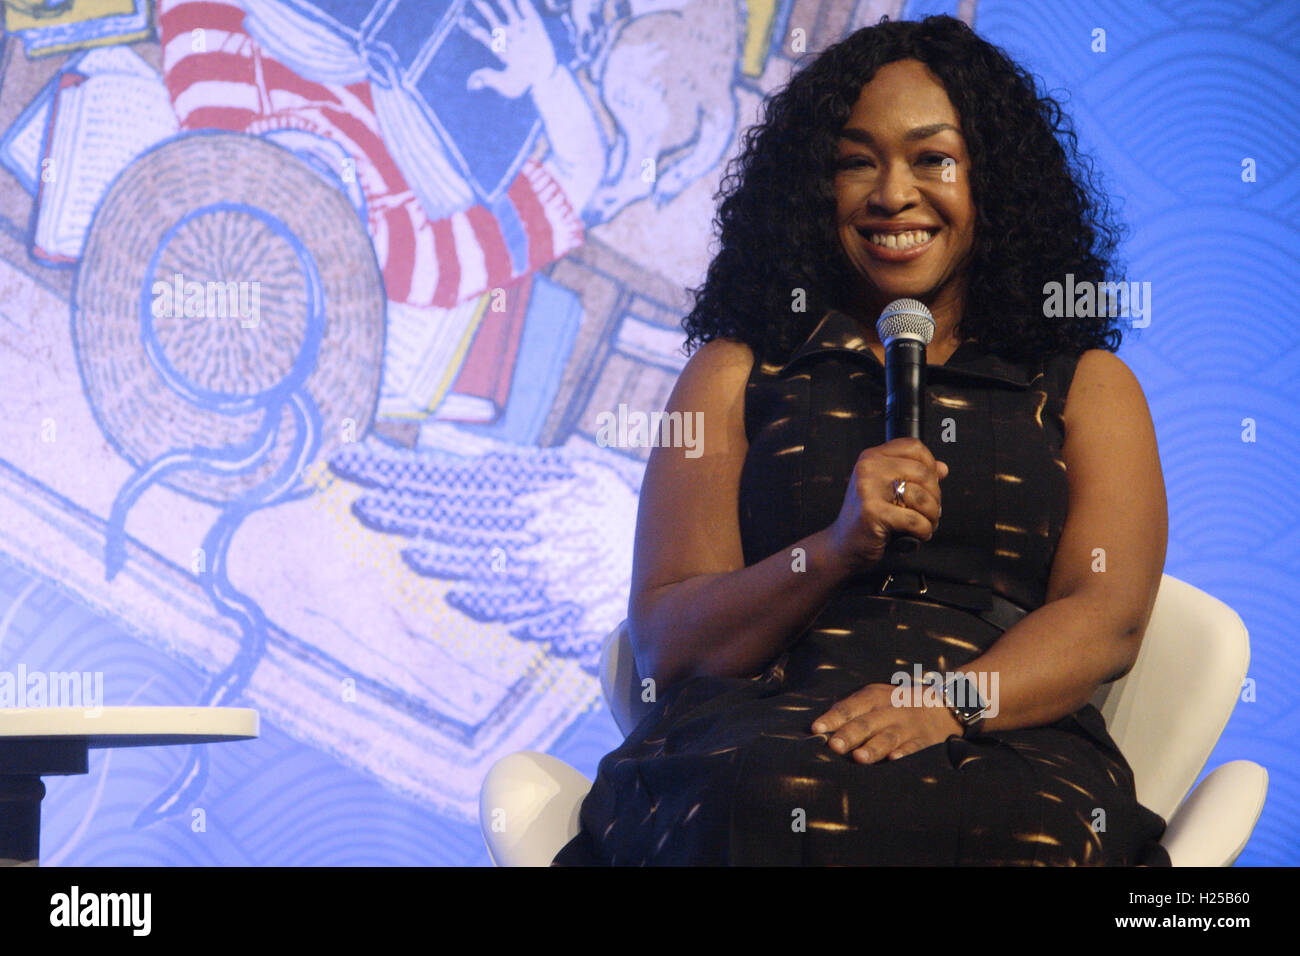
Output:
[551, 309, 1171, 866]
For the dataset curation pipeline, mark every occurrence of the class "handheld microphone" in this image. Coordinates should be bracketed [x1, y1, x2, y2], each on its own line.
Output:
[876, 298, 935, 554]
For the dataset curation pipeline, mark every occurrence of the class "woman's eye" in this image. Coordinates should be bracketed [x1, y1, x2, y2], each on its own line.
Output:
[838, 155, 948, 169]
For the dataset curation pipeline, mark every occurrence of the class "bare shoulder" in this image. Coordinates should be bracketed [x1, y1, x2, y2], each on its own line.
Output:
[1062, 349, 1153, 432]
[1057, 348, 1163, 513]
[665, 338, 756, 433]
[629, 337, 757, 604]
[675, 337, 756, 394]
[1046, 350, 1166, 620]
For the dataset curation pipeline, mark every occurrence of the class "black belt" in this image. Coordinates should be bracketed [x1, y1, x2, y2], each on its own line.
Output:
[851, 568, 1030, 633]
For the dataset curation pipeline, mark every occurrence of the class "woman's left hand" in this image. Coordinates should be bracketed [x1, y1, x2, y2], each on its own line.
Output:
[811, 682, 963, 763]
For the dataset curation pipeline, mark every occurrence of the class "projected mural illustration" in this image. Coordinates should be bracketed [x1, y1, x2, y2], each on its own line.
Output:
[3, 0, 858, 845]
[0, 0, 1293, 866]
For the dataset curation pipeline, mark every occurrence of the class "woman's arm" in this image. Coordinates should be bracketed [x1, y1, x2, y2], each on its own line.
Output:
[628, 339, 853, 692]
[961, 349, 1168, 732]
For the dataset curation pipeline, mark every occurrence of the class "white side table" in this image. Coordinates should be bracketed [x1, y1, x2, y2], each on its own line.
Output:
[0, 706, 258, 865]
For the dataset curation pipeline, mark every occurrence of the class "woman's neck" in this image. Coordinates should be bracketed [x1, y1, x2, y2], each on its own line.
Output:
[838, 303, 965, 353]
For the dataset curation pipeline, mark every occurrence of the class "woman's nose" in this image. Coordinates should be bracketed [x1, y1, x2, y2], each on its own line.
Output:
[869, 161, 919, 211]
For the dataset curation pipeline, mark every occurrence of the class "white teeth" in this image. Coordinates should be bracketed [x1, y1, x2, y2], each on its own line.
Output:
[866, 229, 934, 249]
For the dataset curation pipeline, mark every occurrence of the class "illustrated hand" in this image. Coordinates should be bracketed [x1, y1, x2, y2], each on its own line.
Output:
[328, 440, 637, 672]
[810, 681, 963, 763]
[458, 0, 558, 99]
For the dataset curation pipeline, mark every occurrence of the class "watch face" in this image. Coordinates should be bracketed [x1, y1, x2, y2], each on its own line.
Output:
[945, 675, 985, 716]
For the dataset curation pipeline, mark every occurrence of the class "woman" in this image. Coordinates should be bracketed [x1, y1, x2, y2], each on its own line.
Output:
[552, 15, 1171, 865]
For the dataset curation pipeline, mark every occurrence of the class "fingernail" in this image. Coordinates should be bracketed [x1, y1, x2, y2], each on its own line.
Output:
[811, 721, 825, 733]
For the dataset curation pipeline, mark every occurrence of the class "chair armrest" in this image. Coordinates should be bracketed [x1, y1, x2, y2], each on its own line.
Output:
[479, 751, 592, 867]
[1160, 760, 1268, 867]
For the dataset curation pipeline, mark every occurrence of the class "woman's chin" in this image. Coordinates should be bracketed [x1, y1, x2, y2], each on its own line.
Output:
[860, 281, 937, 309]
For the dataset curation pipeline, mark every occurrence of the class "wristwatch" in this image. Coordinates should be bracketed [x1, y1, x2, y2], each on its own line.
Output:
[941, 673, 987, 737]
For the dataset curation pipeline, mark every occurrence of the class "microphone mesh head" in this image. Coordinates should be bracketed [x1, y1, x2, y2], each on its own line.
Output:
[876, 298, 935, 345]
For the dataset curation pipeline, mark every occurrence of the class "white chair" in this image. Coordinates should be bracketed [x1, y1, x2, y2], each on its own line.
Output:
[479, 573, 1268, 866]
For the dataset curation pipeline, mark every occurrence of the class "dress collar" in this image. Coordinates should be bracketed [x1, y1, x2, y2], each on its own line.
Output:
[776, 309, 1040, 388]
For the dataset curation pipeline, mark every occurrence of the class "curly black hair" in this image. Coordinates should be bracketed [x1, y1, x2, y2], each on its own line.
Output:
[681, 15, 1130, 366]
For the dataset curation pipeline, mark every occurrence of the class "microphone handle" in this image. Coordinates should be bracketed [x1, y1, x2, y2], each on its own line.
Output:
[883, 339, 927, 554]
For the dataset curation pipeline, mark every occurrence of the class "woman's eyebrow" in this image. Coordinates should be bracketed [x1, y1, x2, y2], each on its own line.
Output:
[838, 123, 961, 145]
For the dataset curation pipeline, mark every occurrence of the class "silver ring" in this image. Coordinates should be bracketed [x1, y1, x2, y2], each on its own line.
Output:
[892, 478, 907, 506]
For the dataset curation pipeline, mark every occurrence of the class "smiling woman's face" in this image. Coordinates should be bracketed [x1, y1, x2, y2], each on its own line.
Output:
[834, 58, 975, 330]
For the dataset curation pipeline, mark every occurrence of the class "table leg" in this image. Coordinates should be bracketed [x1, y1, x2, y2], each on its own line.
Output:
[0, 738, 88, 867]
[0, 775, 43, 866]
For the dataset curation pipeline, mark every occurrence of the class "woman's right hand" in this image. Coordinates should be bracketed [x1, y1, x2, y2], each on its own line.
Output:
[827, 437, 949, 574]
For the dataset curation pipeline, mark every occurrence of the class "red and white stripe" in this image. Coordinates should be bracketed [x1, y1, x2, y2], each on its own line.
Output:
[157, 0, 585, 308]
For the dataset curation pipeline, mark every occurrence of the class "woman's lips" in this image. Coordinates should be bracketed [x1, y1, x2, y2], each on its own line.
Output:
[857, 228, 939, 262]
